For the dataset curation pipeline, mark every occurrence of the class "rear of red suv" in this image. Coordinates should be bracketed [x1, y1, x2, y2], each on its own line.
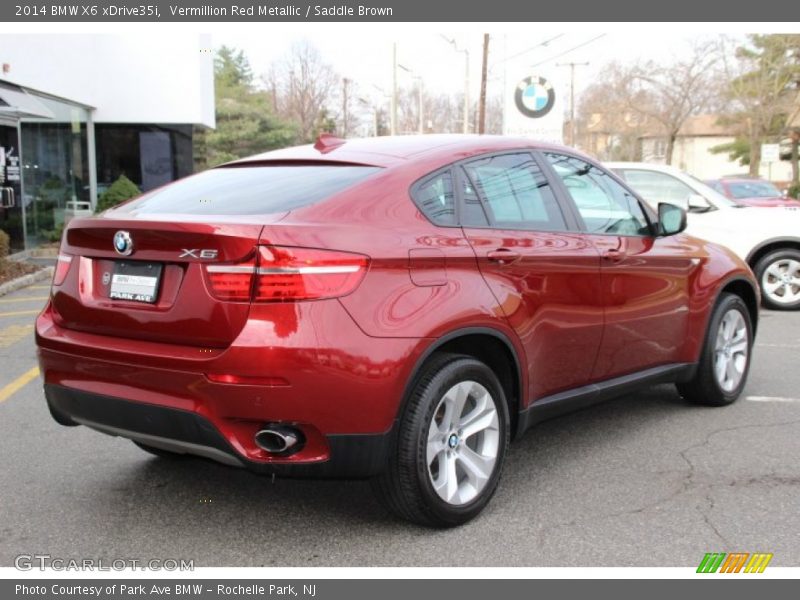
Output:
[37, 159, 412, 473]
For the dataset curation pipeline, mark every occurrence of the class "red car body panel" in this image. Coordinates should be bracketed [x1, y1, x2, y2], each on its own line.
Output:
[36, 135, 758, 476]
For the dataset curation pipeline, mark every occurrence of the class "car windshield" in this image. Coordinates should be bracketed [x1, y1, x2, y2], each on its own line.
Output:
[727, 181, 782, 199]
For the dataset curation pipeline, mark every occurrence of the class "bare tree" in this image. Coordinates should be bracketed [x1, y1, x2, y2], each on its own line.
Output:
[576, 62, 650, 160]
[627, 40, 722, 164]
[266, 42, 339, 143]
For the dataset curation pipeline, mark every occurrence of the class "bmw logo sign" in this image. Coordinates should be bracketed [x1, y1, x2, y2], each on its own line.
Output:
[113, 230, 134, 256]
[515, 76, 556, 119]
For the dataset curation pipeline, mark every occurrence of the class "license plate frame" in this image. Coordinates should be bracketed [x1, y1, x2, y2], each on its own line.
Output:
[109, 261, 163, 304]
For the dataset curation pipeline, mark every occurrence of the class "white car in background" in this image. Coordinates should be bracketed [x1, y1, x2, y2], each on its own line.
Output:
[606, 162, 800, 310]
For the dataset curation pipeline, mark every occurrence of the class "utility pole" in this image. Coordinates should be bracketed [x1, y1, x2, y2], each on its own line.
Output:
[391, 43, 398, 136]
[556, 61, 589, 146]
[341, 77, 350, 137]
[478, 34, 490, 134]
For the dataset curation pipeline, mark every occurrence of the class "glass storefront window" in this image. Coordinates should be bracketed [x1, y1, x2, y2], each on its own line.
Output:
[20, 94, 90, 248]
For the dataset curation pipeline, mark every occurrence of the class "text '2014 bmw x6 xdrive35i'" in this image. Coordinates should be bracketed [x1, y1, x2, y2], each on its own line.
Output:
[37, 135, 758, 527]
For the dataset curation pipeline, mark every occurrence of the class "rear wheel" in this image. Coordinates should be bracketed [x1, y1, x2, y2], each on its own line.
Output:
[372, 353, 510, 527]
[677, 293, 752, 406]
[754, 248, 800, 310]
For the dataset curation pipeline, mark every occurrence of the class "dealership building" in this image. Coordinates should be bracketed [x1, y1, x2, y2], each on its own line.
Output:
[0, 34, 215, 252]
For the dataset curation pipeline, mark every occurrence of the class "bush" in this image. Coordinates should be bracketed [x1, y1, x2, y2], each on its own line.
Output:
[96, 175, 141, 212]
[0, 229, 9, 259]
[788, 183, 800, 200]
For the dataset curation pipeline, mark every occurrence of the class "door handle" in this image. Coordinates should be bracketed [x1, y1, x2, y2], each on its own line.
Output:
[602, 248, 627, 263]
[487, 249, 521, 264]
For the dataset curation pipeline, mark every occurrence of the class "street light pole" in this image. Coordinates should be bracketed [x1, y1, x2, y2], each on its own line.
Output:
[442, 36, 470, 134]
[478, 34, 489, 134]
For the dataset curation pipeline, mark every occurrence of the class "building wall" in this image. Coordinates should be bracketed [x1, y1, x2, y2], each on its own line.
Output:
[0, 34, 214, 127]
[641, 136, 793, 182]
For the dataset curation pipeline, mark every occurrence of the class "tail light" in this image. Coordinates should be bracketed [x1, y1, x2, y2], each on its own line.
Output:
[205, 260, 256, 301]
[254, 246, 368, 301]
[52, 254, 73, 287]
[204, 246, 368, 302]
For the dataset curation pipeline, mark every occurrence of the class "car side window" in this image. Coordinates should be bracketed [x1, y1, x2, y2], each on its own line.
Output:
[618, 169, 696, 208]
[545, 153, 651, 236]
[413, 170, 456, 226]
[457, 167, 490, 227]
[462, 153, 567, 231]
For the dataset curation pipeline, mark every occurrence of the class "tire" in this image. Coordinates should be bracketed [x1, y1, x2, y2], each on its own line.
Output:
[372, 353, 510, 527]
[754, 248, 800, 310]
[677, 293, 753, 406]
[133, 440, 186, 459]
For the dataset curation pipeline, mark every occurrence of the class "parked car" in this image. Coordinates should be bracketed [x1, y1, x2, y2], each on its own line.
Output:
[705, 177, 797, 207]
[608, 162, 800, 310]
[38, 136, 758, 527]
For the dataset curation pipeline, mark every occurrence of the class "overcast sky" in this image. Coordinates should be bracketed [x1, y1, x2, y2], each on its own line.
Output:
[213, 30, 730, 106]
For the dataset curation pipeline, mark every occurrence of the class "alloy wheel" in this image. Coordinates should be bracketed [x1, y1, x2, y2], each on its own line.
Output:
[426, 380, 500, 506]
[713, 308, 749, 392]
[761, 258, 800, 305]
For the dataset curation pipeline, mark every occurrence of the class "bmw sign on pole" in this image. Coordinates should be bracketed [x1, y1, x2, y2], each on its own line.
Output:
[504, 72, 564, 143]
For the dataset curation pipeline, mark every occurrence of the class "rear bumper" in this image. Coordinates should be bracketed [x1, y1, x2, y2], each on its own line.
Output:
[36, 297, 431, 478]
[45, 384, 392, 478]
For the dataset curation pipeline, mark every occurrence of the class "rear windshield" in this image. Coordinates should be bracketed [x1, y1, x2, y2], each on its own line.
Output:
[113, 165, 381, 215]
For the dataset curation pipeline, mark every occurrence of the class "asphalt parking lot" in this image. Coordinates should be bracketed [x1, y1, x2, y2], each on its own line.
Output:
[1, 282, 798, 568]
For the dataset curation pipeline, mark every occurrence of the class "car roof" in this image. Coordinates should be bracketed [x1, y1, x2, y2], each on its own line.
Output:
[604, 161, 683, 173]
[227, 134, 583, 169]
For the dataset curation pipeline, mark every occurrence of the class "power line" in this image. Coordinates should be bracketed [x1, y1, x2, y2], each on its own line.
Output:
[529, 34, 606, 68]
[489, 34, 565, 70]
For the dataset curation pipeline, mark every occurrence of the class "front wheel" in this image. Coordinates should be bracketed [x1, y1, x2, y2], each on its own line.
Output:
[372, 353, 510, 527]
[754, 249, 800, 310]
[677, 293, 753, 406]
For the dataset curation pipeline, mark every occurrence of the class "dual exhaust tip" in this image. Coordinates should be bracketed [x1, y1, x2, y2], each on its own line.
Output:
[254, 424, 304, 455]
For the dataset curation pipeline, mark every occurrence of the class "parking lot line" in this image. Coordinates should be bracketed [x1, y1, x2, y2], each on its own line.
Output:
[27, 285, 50, 290]
[0, 366, 40, 404]
[0, 324, 34, 348]
[0, 296, 49, 304]
[746, 395, 800, 403]
[0, 309, 41, 318]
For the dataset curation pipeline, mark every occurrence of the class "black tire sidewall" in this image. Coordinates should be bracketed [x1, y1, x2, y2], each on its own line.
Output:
[755, 249, 800, 310]
[407, 358, 510, 526]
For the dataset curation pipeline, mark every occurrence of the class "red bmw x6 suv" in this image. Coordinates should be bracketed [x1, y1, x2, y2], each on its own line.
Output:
[37, 135, 758, 526]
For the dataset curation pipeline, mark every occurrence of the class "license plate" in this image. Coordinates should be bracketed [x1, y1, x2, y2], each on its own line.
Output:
[109, 261, 162, 303]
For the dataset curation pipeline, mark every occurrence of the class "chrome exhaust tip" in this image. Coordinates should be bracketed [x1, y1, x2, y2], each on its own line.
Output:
[254, 425, 303, 455]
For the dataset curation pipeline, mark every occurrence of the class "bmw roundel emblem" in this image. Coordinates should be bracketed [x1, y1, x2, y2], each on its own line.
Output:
[514, 76, 556, 119]
[113, 230, 134, 256]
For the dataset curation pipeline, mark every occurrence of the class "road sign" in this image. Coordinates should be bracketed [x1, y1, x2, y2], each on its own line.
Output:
[761, 143, 780, 163]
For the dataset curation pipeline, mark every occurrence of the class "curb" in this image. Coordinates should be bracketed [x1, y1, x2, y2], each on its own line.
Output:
[0, 266, 54, 297]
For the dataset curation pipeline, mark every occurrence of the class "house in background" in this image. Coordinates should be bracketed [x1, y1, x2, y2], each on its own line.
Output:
[574, 113, 794, 182]
[0, 35, 215, 252]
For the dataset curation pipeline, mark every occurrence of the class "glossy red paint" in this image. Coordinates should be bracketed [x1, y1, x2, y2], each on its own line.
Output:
[36, 135, 758, 475]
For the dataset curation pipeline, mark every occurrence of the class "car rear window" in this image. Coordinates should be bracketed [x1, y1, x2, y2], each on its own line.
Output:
[113, 165, 381, 215]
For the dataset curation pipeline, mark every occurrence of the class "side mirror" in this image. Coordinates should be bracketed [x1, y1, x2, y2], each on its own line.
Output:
[687, 193, 711, 212]
[658, 202, 687, 236]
